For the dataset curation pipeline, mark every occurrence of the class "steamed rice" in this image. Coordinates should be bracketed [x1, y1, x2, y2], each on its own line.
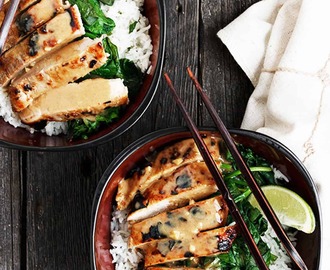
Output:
[0, 0, 152, 136]
[262, 226, 297, 270]
[101, 0, 152, 73]
[110, 208, 144, 269]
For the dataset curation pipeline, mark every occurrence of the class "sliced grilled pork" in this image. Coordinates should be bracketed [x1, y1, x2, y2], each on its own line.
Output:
[3, 0, 70, 53]
[14, 0, 41, 12]
[127, 162, 220, 223]
[116, 136, 223, 210]
[9, 37, 107, 112]
[19, 78, 128, 123]
[129, 196, 228, 247]
[0, 5, 85, 86]
[140, 225, 238, 267]
[0, 0, 39, 24]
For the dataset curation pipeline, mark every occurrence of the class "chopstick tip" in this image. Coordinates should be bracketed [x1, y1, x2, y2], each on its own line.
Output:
[163, 72, 170, 80]
[163, 72, 174, 88]
[186, 66, 193, 75]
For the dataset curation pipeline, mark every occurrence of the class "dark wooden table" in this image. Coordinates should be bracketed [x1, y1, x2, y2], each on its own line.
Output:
[0, 0, 258, 269]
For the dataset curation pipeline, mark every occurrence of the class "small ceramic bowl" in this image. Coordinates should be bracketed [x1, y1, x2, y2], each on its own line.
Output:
[91, 127, 322, 270]
[0, 0, 166, 151]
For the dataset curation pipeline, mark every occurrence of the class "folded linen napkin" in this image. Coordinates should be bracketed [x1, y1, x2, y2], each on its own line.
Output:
[218, 0, 329, 265]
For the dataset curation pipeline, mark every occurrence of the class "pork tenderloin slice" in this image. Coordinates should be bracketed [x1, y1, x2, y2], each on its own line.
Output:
[141, 225, 238, 267]
[19, 78, 128, 123]
[15, 0, 41, 13]
[129, 195, 229, 247]
[10, 37, 107, 112]
[127, 162, 220, 223]
[0, 5, 85, 87]
[0, 0, 39, 24]
[3, 0, 70, 53]
[116, 136, 223, 210]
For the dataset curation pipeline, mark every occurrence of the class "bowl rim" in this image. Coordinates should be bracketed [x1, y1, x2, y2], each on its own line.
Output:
[0, 0, 167, 152]
[90, 126, 322, 270]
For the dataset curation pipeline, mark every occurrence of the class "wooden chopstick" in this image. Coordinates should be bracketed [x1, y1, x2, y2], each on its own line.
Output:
[185, 67, 308, 270]
[164, 72, 269, 270]
[0, 0, 20, 54]
[164, 70, 309, 270]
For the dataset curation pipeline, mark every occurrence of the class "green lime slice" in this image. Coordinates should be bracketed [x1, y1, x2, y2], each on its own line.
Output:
[248, 185, 316, 234]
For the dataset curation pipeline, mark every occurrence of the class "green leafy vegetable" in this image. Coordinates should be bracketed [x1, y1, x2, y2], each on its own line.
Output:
[211, 146, 277, 268]
[208, 201, 276, 269]
[66, 3, 144, 140]
[90, 38, 144, 97]
[99, 0, 115, 5]
[68, 107, 120, 140]
[67, 39, 143, 139]
[129, 21, 138, 33]
[68, 0, 115, 38]
[189, 146, 279, 269]
[119, 58, 144, 97]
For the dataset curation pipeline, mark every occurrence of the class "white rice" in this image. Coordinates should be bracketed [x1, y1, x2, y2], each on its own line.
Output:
[0, 87, 24, 128]
[110, 208, 144, 269]
[101, 0, 152, 73]
[272, 165, 290, 183]
[262, 225, 297, 270]
[0, 0, 152, 136]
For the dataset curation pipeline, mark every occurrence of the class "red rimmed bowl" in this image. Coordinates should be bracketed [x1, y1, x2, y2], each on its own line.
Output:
[0, 0, 166, 151]
[91, 127, 322, 270]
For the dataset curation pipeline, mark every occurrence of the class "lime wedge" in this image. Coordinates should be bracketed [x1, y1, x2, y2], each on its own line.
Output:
[248, 185, 316, 234]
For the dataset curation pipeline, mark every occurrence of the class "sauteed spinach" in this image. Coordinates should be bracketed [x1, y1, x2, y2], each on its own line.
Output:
[67, 0, 144, 140]
[68, 0, 115, 38]
[68, 107, 120, 140]
[89, 38, 143, 97]
[184, 146, 279, 269]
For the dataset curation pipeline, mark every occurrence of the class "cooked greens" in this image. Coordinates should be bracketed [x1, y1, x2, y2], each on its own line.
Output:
[68, 0, 115, 38]
[90, 38, 144, 97]
[99, 0, 115, 5]
[68, 107, 120, 140]
[129, 21, 138, 33]
[66, 1, 144, 140]
[182, 145, 281, 269]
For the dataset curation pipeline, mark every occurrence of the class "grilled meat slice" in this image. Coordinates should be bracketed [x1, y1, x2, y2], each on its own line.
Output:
[127, 162, 219, 223]
[0, 5, 85, 86]
[9, 37, 107, 112]
[16, 0, 40, 12]
[19, 78, 128, 123]
[2, 0, 69, 53]
[0, 0, 39, 24]
[116, 136, 223, 210]
[130, 196, 228, 247]
[140, 225, 238, 267]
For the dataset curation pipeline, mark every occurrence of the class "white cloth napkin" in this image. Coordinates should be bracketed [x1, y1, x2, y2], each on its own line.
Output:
[218, 0, 330, 266]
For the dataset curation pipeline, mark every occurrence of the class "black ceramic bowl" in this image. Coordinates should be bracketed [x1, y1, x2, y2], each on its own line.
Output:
[0, 0, 166, 151]
[91, 127, 322, 270]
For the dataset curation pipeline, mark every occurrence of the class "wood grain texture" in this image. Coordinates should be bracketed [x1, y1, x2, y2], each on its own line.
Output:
[0, 1, 257, 269]
[0, 149, 22, 270]
[199, 0, 258, 128]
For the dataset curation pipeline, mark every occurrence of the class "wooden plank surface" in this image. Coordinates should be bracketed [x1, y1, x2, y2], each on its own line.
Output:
[200, 0, 257, 128]
[0, 149, 21, 270]
[0, 0, 256, 269]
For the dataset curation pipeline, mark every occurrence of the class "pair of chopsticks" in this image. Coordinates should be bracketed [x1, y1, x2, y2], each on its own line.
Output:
[0, 0, 20, 54]
[164, 68, 308, 270]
